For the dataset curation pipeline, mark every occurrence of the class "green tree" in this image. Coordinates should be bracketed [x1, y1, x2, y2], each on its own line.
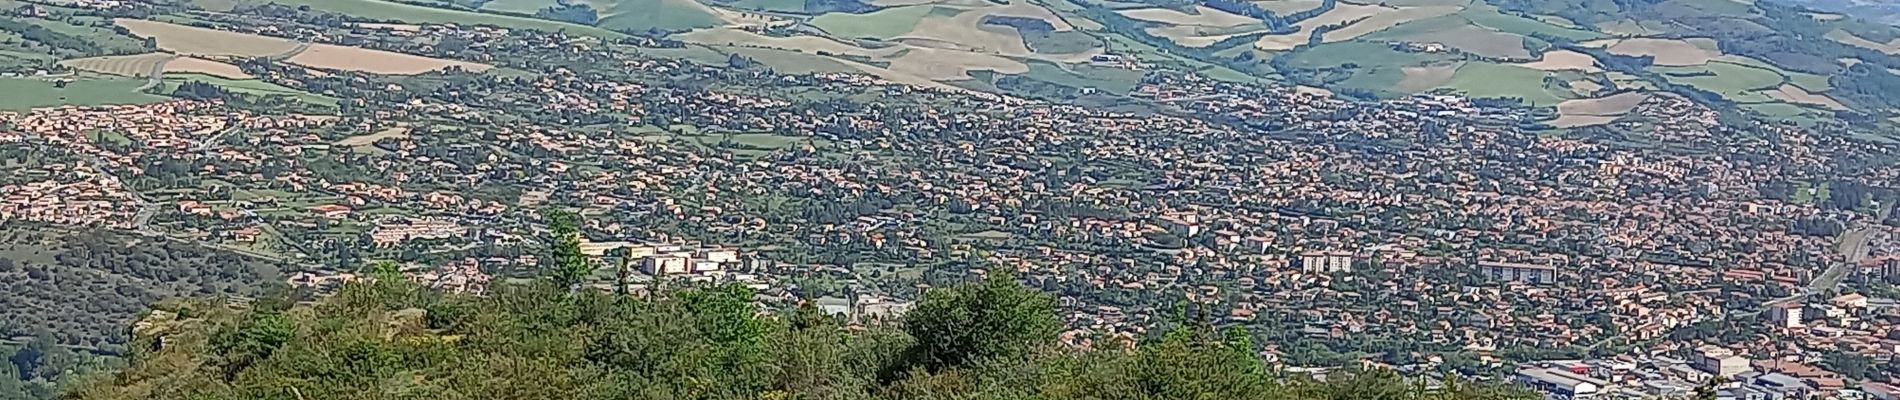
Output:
[543, 210, 590, 290]
[902, 272, 1060, 372]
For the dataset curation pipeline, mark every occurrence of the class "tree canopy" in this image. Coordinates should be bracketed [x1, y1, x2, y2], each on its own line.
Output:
[65, 276, 1536, 400]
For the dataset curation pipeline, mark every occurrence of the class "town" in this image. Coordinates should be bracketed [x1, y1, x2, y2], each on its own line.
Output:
[0, 1, 1898, 399]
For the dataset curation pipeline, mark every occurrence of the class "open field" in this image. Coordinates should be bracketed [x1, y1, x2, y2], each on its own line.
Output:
[1253, 0, 1322, 13]
[1516, 50, 1600, 72]
[0, 78, 167, 111]
[1826, 29, 1900, 55]
[1461, 5, 1600, 41]
[255, 0, 627, 38]
[897, 7, 1039, 57]
[1405, 25, 1531, 59]
[586, 0, 724, 32]
[160, 73, 339, 107]
[1557, 91, 1647, 116]
[1550, 114, 1620, 128]
[886, 47, 1028, 80]
[1117, 6, 1259, 26]
[60, 53, 174, 77]
[1397, 64, 1458, 92]
[336, 125, 411, 147]
[117, 19, 302, 57]
[811, 5, 939, 39]
[1147, 25, 1262, 47]
[164, 57, 252, 79]
[286, 44, 493, 74]
[478, 0, 559, 14]
[1606, 38, 1721, 66]
[1254, 4, 1460, 50]
[1654, 61, 1782, 103]
[1761, 84, 1846, 110]
[1438, 62, 1570, 106]
[681, 28, 886, 57]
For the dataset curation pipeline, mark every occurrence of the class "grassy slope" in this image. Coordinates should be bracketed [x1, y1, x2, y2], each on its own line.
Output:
[587, 0, 723, 33]
[160, 73, 341, 108]
[0, 78, 167, 111]
[810, 5, 936, 39]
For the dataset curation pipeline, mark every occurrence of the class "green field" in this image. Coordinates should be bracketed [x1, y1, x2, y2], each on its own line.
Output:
[1653, 61, 1783, 103]
[0, 78, 167, 111]
[721, 0, 804, 13]
[810, 5, 936, 39]
[725, 47, 859, 74]
[479, 0, 560, 13]
[255, 0, 627, 38]
[159, 73, 341, 108]
[587, 0, 723, 33]
[1439, 62, 1571, 106]
[27, 17, 152, 55]
[1019, 61, 1145, 95]
[1462, 7, 1602, 42]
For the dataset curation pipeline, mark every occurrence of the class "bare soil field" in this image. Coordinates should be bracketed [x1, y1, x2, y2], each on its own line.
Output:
[1516, 50, 1600, 72]
[117, 19, 303, 57]
[163, 57, 252, 79]
[1762, 84, 1846, 110]
[60, 53, 174, 77]
[1607, 38, 1720, 66]
[286, 44, 493, 75]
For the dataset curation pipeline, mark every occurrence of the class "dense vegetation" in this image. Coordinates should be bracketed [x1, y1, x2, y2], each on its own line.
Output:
[0, 225, 285, 350]
[66, 274, 1535, 400]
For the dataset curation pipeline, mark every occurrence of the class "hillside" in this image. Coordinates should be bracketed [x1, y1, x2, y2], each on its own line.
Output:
[253, 0, 1900, 137]
[64, 275, 1536, 400]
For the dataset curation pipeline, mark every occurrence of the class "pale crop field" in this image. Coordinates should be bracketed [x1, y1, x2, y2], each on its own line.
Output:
[117, 19, 303, 57]
[1517, 50, 1600, 72]
[60, 53, 175, 77]
[1607, 38, 1720, 66]
[163, 57, 252, 79]
[286, 44, 493, 75]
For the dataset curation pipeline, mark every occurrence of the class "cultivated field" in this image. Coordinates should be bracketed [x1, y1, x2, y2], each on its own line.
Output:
[1397, 64, 1458, 92]
[1439, 62, 1570, 106]
[1147, 25, 1261, 47]
[117, 19, 303, 57]
[164, 57, 252, 79]
[60, 53, 174, 77]
[160, 73, 338, 108]
[1404, 25, 1530, 59]
[1117, 6, 1259, 27]
[1254, 3, 1459, 50]
[0, 78, 167, 111]
[1826, 29, 1900, 55]
[258, 0, 626, 38]
[586, 0, 724, 33]
[286, 44, 494, 75]
[1606, 38, 1721, 66]
[336, 125, 411, 147]
[680, 28, 887, 57]
[1253, 0, 1323, 14]
[1762, 84, 1847, 110]
[898, 6, 1034, 56]
[886, 46, 1028, 81]
[1557, 92, 1647, 116]
[1516, 50, 1600, 72]
[811, 5, 938, 39]
[1654, 61, 1783, 103]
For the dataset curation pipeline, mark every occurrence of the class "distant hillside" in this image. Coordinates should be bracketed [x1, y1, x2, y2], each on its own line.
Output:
[65, 275, 1536, 400]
